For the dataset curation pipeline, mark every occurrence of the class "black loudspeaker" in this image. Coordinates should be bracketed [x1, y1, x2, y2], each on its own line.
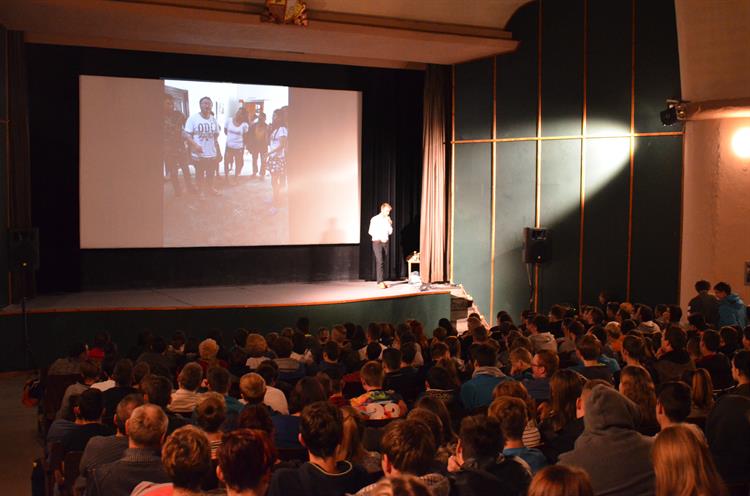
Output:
[523, 227, 548, 263]
[9, 228, 40, 271]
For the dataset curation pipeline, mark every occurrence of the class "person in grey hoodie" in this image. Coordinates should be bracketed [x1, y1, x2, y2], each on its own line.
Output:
[714, 282, 748, 329]
[528, 315, 557, 353]
[559, 384, 654, 496]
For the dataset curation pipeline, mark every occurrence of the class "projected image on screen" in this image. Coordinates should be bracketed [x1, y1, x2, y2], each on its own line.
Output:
[80, 76, 361, 249]
[162, 80, 290, 246]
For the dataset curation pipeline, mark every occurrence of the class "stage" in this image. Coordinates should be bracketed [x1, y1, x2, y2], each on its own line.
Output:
[0, 280, 457, 372]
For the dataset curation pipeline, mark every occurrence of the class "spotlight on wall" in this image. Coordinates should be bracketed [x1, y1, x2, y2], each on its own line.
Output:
[660, 99, 688, 126]
[731, 127, 750, 159]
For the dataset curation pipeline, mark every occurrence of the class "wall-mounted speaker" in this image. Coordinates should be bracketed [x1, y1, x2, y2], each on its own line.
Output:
[523, 227, 548, 263]
[9, 228, 40, 271]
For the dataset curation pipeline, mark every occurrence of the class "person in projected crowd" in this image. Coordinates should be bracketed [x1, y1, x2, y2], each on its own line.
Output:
[184, 96, 221, 197]
[163, 95, 197, 197]
[247, 111, 270, 179]
[224, 107, 249, 180]
[368, 202, 393, 289]
[266, 108, 288, 214]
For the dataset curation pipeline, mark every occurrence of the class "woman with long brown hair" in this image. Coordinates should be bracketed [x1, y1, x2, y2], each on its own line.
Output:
[539, 369, 585, 463]
[493, 380, 542, 447]
[690, 368, 715, 419]
[619, 365, 660, 436]
[653, 423, 727, 496]
[528, 465, 593, 496]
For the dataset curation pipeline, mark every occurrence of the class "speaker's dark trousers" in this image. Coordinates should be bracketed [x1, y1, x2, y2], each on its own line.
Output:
[372, 240, 388, 284]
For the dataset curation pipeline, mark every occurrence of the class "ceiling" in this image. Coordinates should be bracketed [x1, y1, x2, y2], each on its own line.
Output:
[0, 0, 530, 69]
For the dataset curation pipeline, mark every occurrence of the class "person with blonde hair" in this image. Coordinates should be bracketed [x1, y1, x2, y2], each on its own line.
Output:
[528, 465, 593, 496]
[198, 338, 227, 374]
[245, 333, 270, 370]
[619, 365, 660, 436]
[653, 423, 727, 496]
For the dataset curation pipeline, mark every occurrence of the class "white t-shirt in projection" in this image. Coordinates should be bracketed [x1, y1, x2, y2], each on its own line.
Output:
[225, 120, 249, 150]
[269, 126, 287, 158]
[184, 113, 220, 158]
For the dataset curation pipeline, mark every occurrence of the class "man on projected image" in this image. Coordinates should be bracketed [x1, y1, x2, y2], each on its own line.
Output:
[368, 203, 393, 289]
[163, 95, 196, 196]
[267, 108, 288, 214]
[248, 112, 270, 179]
[184, 96, 221, 197]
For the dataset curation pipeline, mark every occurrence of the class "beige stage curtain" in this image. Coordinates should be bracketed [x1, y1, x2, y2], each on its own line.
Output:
[419, 65, 449, 282]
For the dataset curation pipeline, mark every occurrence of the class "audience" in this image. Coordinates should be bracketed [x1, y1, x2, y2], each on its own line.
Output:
[32, 291, 750, 496]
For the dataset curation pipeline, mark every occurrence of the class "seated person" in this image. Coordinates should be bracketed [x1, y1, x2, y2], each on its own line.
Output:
[169, 362, 204, 414]
[447, 414, 532, 496]
[656, 381, 692, 430]
[86, 404, 170, 496]
[696, 330, 733, 390]
[272, 377, 327, 449]
[570, 335, 614, 384]
[732, 350, 750, 398]
[217, 429, 277, 496]
[256, 361, 290, 415]
[460, 344, 512, 411]
[273, 336, 306, 383]
[54, 388, 113, 455]
[509, 347, 534, 381]
[354, 419, 450, 496]
[141, 375, 190, 435]
[206, 365, 244, 418]
[523, 350, 559, 403]
[268, 401, 370, 496]
[489, 397, 547, 474]
[382, 345, 423, 405]
[101, 359, 138, 426]
[57, 359, 101, 421]
[351, 361, 407, 420]
[654, 327, 695, 384]
[131, 425, 211, 495]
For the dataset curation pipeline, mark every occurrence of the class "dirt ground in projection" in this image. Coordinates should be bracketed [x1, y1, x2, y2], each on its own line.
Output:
[162, 166, 288, 247]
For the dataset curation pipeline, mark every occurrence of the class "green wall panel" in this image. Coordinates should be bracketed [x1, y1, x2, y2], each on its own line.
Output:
[539, 140, 581, 310]
[541, 0, 583, 137]
[494, 142, 537, 319]
[630, 136, 682, 305]
[454, 59, 493, 141]
[453, 143, 492, 317]
[581, 138, 630, 303]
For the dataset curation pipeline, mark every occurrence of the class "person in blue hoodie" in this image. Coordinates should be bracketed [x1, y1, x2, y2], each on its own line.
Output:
[460, 344, 512, 411]
[714, 282, 748, 328]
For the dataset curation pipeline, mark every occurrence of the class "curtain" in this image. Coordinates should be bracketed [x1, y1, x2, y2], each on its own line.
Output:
[419, 65, 449, 283]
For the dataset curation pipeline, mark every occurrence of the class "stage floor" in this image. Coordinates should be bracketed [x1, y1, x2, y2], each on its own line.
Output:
[0, 280, 453, 315]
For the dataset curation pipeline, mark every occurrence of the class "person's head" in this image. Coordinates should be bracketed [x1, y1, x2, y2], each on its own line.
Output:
[380, 419, 435, 476]
[400, 342, 418, 366]
[691, 368, 715, 411]
[217, 429, 276, 495]
[133, 362, 151, 387]
[619, 365, 657, 426]
[382, 347, 402, 372]
[75, 388, 104, 421]
[239, 373, 266, 404]
[426, 365, 458, 391]
[289, 377, 327, 414]
[80, 359, 100, 384]
[245, 334, 268, 358]
[199, 96, 212, 114]
[413, 395, 457, 443]
[255, 360, 278, 386]
[663, 326, 688, 353]
[456, 415, 502, 463]
[549, 369, 585, 429]
[713, 281, 732, 299]
[237, 404, 274, 435]
[656, 381, 692, 428]
[272, 336, 293, 359]
[720, 326, 738, 349]
[126, 403, 168, 449]
[732, 349, 750, 384]
[528, 465, 594, 496]
[141, 374, 173, 408]
[577, 379, 614, 419]
[323, 341, 340, 363]
[206, 366, 230, 395]
[368, 474, 431, 496]
[529, 314, 549, 334]
[331, 325, 347, 345]
[488, 397, 526, 444]
[430, 342, 450, 363]
[694, 280, 711, 293]
[114, 393, 145, 435]
[199, 338, 219, 361]
[337, 406, 366, 462]
[700, 329, 721, 356]
[380, 202, 392, 216]
[112, 359, 134, 387]
[743, 327, 750, 350]
[161, 425, 211, 491]
[407, 408, 444, 448]
[195, 392, 226, 434]
[638, 304, 655, 323]
[360, 360, 384, 389]
[177, 362, 203, 392]
[299, 401, 343, 458]
[509, 347, 533, 372]
[653, 423, 727, 496]
[576, 334, 602, 362]
[445, 335, 461, 358]
[492, 380, 536, 421]
[532, 350, 559, 379]
[471, 343, 497, 368]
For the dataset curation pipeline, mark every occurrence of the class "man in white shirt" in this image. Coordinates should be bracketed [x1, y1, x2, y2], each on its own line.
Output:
[368, 202, 393, 289]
